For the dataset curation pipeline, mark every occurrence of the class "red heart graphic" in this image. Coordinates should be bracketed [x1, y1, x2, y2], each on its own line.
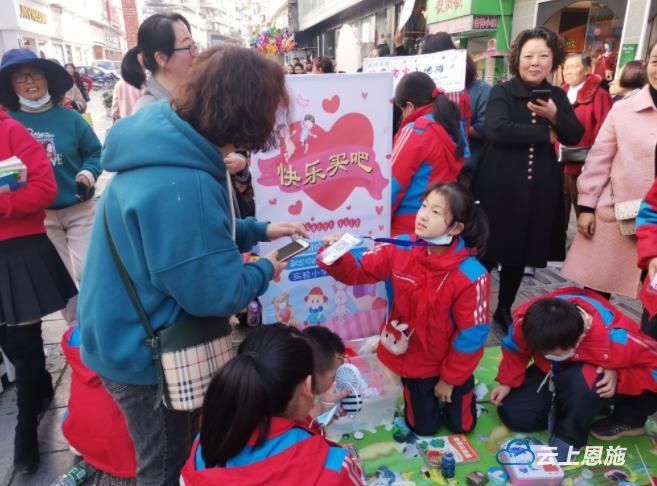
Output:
[368, 230, 373, 235]
[361, 92, 368, 99]
[346, 205, 352, 210]
[322, 95, 340, 113]
[376, 206, 384, 215]
[288, 200, 303, 215]
[389, 98, 395, 104]
[310, 217, 315, 221]
[258, 113, 388, 211]
[385, 154, 391, 160]
[268, 198, 277, 205]
[378, 224, 384, 231]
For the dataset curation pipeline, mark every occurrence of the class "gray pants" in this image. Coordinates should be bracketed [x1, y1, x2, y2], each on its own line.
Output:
[101, 378, 198, 486]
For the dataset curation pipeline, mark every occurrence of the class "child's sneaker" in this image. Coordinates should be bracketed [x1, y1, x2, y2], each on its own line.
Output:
[590, 417, 646, 441]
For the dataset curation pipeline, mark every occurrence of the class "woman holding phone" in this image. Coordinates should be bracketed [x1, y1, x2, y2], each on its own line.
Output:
[472, 27, 583, 330]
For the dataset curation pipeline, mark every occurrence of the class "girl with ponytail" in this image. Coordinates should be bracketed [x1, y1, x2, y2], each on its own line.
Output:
[122, 13, 197, 112]
[318, 182, 490, 437]
[181, 324, 364, 485]
[391, 71, 466, 236]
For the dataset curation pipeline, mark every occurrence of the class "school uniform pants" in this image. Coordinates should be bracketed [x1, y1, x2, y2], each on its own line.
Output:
[45, 200, 96, 326]
[498, 364, 609, 449]
[401, 375, 476, 436]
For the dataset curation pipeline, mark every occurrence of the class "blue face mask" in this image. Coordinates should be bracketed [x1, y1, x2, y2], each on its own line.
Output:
[18, 93, 51, 109]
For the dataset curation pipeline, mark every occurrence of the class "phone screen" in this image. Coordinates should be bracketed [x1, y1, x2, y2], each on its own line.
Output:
[531, 89, 551, 103]
[277, 240, 310, 262]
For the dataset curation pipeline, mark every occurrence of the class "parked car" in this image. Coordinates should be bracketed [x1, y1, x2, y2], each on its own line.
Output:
[91, 60, 121, 78]
[77, 66, 117, 90]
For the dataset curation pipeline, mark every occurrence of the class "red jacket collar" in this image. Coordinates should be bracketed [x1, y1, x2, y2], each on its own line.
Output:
[246, 417, 306, 446]
[409, 235, 475, 273]
[399, 104, 433, 130]
[562, 74, 603, 105]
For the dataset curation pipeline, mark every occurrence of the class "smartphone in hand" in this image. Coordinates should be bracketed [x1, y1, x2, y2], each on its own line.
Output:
[530, 89, 551, 104]
[276, 238, 311, 262]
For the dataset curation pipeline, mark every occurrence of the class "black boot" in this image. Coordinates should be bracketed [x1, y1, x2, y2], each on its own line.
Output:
[5, 323, 47, 474]
[14, 414, 39, 474]
[493, 306, 513, 331]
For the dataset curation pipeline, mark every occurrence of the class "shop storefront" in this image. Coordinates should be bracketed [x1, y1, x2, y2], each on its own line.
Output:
[294, 0, 423, 65]
[425, 0, 514, 85]
[0, 0, 96, 66]
[512, 0, 654, 81]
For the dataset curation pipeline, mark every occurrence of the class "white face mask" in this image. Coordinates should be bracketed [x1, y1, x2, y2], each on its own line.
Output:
[544, 349, 575, 362]
[19, 93, 51, 110]
[422, 223, 456, 246]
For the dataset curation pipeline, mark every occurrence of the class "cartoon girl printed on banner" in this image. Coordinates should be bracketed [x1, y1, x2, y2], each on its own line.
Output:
[299, 114, 318, 153]
[304, 286, 328, 325]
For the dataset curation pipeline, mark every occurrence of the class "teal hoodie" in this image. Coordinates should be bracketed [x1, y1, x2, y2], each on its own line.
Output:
[78, 101, 274, 385]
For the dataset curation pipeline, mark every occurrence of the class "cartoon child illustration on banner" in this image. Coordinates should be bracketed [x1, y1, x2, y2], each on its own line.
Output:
[252, 73, 394, 340]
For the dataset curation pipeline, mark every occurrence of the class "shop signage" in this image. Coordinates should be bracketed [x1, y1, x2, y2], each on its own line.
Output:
[362, 49, 467, 93]
[19, 5, 47, 24]
[252, 73, 393, 340]
[473, 15, 497, 30]
[427, 0, 472, 24]
[619, 44, 637, 68]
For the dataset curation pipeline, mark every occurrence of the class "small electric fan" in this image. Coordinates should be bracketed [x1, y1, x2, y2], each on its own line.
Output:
[335, 363, 365, 415]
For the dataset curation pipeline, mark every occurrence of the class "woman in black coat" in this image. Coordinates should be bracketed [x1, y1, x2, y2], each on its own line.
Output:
[473, 27, 584, 329]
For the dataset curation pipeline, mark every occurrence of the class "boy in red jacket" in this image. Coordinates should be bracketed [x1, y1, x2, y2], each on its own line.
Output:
[490, 287, 657, 459]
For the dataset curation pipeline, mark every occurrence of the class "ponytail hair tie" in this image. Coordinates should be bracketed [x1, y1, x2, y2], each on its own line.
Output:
[431, 87, 444, 100]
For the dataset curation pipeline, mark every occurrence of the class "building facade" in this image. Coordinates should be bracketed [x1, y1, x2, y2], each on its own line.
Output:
[511, 0, 655, 77]
[0, 0, 126, 64]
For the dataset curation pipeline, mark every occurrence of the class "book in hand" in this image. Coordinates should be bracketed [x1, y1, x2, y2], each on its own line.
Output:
[0, 156, 27, 194]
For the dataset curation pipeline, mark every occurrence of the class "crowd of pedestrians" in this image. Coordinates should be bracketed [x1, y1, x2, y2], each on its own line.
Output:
[2, 14, 657, 485]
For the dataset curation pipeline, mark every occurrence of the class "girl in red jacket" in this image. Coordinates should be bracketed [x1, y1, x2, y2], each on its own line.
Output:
[0, 108, 77, 473]
[181, 324, 363, 485]
[391, 73, 466, 236]
[318, 183, 491, 436]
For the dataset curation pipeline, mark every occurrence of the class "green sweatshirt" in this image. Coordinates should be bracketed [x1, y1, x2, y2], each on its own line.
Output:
[11, 105, 102, 209]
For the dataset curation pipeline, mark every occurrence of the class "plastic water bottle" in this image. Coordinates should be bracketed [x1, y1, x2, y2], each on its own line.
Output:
[52, 462, 91, 486]
[441, 452, 456, 479]
[246, 300, 261, 327]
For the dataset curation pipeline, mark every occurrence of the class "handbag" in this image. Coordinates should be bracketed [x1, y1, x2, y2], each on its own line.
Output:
[613, 198, 642, 236]
[103, 210, 234, 410]
[560, 146, 590, 163]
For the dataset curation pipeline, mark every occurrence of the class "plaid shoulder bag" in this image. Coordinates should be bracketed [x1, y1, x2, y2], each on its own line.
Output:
[103, 209, 234, 410]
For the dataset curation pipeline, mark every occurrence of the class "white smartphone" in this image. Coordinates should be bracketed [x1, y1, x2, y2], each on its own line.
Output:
[276, 238, 311, 262]
[321, 233, 361, 266]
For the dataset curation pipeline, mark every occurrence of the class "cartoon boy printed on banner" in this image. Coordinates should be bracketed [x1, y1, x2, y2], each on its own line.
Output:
[304, 287, 328, 325]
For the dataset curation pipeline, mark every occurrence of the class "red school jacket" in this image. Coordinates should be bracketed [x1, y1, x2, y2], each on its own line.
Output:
[0, 108, 57, 242]
[181, 417, 363, 485]
[391, 106, 465, 236]
[497, 287, 657, 396]
[61, 327, 137, 478]
[637, 180, 657, 316]
[318, 236, 490, 384]
[560, 75, 612, 176]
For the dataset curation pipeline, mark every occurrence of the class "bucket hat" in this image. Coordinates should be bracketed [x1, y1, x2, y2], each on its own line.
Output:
[0, 49, 73, 103]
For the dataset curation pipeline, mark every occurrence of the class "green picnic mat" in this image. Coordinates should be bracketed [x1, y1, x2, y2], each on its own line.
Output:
[338, 347, 657, 485]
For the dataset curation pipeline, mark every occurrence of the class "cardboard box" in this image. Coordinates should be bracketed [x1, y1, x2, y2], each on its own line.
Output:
[499, 444, 564, 486]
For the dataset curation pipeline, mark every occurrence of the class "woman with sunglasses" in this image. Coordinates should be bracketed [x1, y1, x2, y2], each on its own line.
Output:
[122, 13, 198, 112]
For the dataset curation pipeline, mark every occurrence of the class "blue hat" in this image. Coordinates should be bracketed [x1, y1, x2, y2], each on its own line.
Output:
[0, 49, 73, 102]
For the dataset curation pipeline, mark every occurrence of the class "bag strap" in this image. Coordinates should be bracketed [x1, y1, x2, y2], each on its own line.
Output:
[103, 207, 166, 409]
[103, 208, 155, 339]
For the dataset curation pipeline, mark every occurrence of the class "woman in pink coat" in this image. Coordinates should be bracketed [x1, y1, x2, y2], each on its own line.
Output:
[563, 42, 657, 297]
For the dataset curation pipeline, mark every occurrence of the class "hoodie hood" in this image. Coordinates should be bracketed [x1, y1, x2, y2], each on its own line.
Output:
[102, 100, 225, 179]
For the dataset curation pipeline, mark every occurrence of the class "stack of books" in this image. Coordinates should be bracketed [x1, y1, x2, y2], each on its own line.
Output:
[0, 156, 27, 194]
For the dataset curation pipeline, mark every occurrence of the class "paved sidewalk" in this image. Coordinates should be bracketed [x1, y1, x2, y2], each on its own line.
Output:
[0, 92, 645, 485]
